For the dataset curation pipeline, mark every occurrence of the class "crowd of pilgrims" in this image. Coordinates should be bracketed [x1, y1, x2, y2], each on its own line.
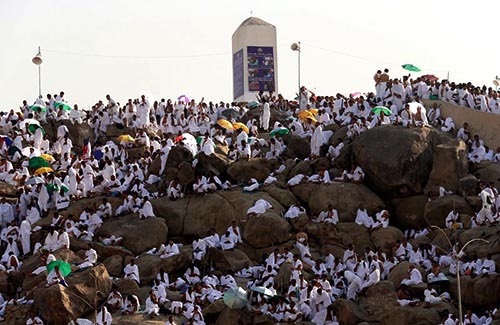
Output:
[0, 71, 499, 324]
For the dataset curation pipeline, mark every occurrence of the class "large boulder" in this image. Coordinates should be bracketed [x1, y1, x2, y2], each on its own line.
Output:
[32, 264, 111, 323]
[165, 145, 193, 169]
[371, 227, 404, 254]
[152, 191, 284, 237]
[425, 141, 468, 194]
[243, 212, 292, 248]
[195, 152, 232, 176]
[42, 120, 95, 152]
[103, 255, 124, 277]
[334, 299, 369, 324]
[226, 158, 278, 183]
[215, 306, 252, 325]
[390, 195, 428, 229]
[206, 248, 252, 272]
[96, 214, 168, 255]
[353, 125, 464, 197]
[424, 195, 474, 228]
[450, 274, 500, 306]
[474, 162, 500, 184]
[458, 174, 480, 197]
[291, 183, 385, 222]
[0, 181, 16, 198]
[263, 185, 298, 208]
[284, 134, 310, 159]
[358, 281, 398, 322]
[4, 304, 34, 325]
[135, 249, 192, 284]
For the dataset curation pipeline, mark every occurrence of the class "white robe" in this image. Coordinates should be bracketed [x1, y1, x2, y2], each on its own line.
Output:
[19, 220, 31, 255]
[247, 199, 272, 215]
[311, 125, 324, 156]
[123, 263, 140, 284]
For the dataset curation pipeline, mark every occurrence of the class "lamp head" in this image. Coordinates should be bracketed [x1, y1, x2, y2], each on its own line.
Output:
[290, 43, 300, 51]
[32, 54, 42, 65]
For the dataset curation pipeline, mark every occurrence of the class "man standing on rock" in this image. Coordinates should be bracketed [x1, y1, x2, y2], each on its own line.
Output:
[478, 182, 494, 223]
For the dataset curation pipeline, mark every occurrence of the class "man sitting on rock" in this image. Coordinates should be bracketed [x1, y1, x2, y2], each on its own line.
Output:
[123, 259, 140, 285]
[401, 264, 423, 286]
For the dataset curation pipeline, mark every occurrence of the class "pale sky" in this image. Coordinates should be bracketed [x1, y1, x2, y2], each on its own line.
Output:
[1, 0, 499, 111]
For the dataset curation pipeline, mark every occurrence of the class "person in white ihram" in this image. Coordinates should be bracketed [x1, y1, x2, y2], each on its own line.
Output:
[260, 100, 270, 131]
[478, 182, 495, 223]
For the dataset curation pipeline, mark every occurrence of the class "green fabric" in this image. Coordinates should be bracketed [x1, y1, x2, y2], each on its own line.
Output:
[29, 157, 49, 169]
[46, 260, 72, 277]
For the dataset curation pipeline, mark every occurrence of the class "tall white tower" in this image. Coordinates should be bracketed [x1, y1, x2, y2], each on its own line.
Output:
[232, 17, 278, 102]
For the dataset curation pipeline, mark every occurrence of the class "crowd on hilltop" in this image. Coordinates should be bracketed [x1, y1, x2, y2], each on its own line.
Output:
[0, 71, 498, 324]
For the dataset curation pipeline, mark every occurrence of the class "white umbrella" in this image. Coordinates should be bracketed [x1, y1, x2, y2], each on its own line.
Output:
[250, 286, 275, 297]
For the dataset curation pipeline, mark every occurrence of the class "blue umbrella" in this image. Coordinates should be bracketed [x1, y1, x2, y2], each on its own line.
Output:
[93, 149, 103, 160]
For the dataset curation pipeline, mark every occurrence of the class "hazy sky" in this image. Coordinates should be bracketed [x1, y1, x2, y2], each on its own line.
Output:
[1, 0, 499, 110]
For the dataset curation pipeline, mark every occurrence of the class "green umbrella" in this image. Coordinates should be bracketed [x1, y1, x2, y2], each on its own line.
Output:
[402, 64, 421, 72]
[371, 106, 392, 116]
[29, 157, 49, 169]
[270, 127, 290, 137]
[46, 260, 72, 277]
[54, 102, 72, 111]
[27, 124, 46, 135]
[223, 287, 248, 309]
[29, 104, 47, 113]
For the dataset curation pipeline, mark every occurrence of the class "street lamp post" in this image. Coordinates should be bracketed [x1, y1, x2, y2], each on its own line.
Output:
[291, 42, 301, 100]
[431, 225, 489, 325]
[32, 46, 43, 98]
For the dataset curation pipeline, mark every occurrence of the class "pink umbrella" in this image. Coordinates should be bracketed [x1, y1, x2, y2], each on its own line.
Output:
[350, 92, 362, 99]
[177, 95, 190, 104]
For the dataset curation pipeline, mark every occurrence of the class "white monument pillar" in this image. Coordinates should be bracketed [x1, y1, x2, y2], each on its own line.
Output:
[232, 17, 278, 102]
